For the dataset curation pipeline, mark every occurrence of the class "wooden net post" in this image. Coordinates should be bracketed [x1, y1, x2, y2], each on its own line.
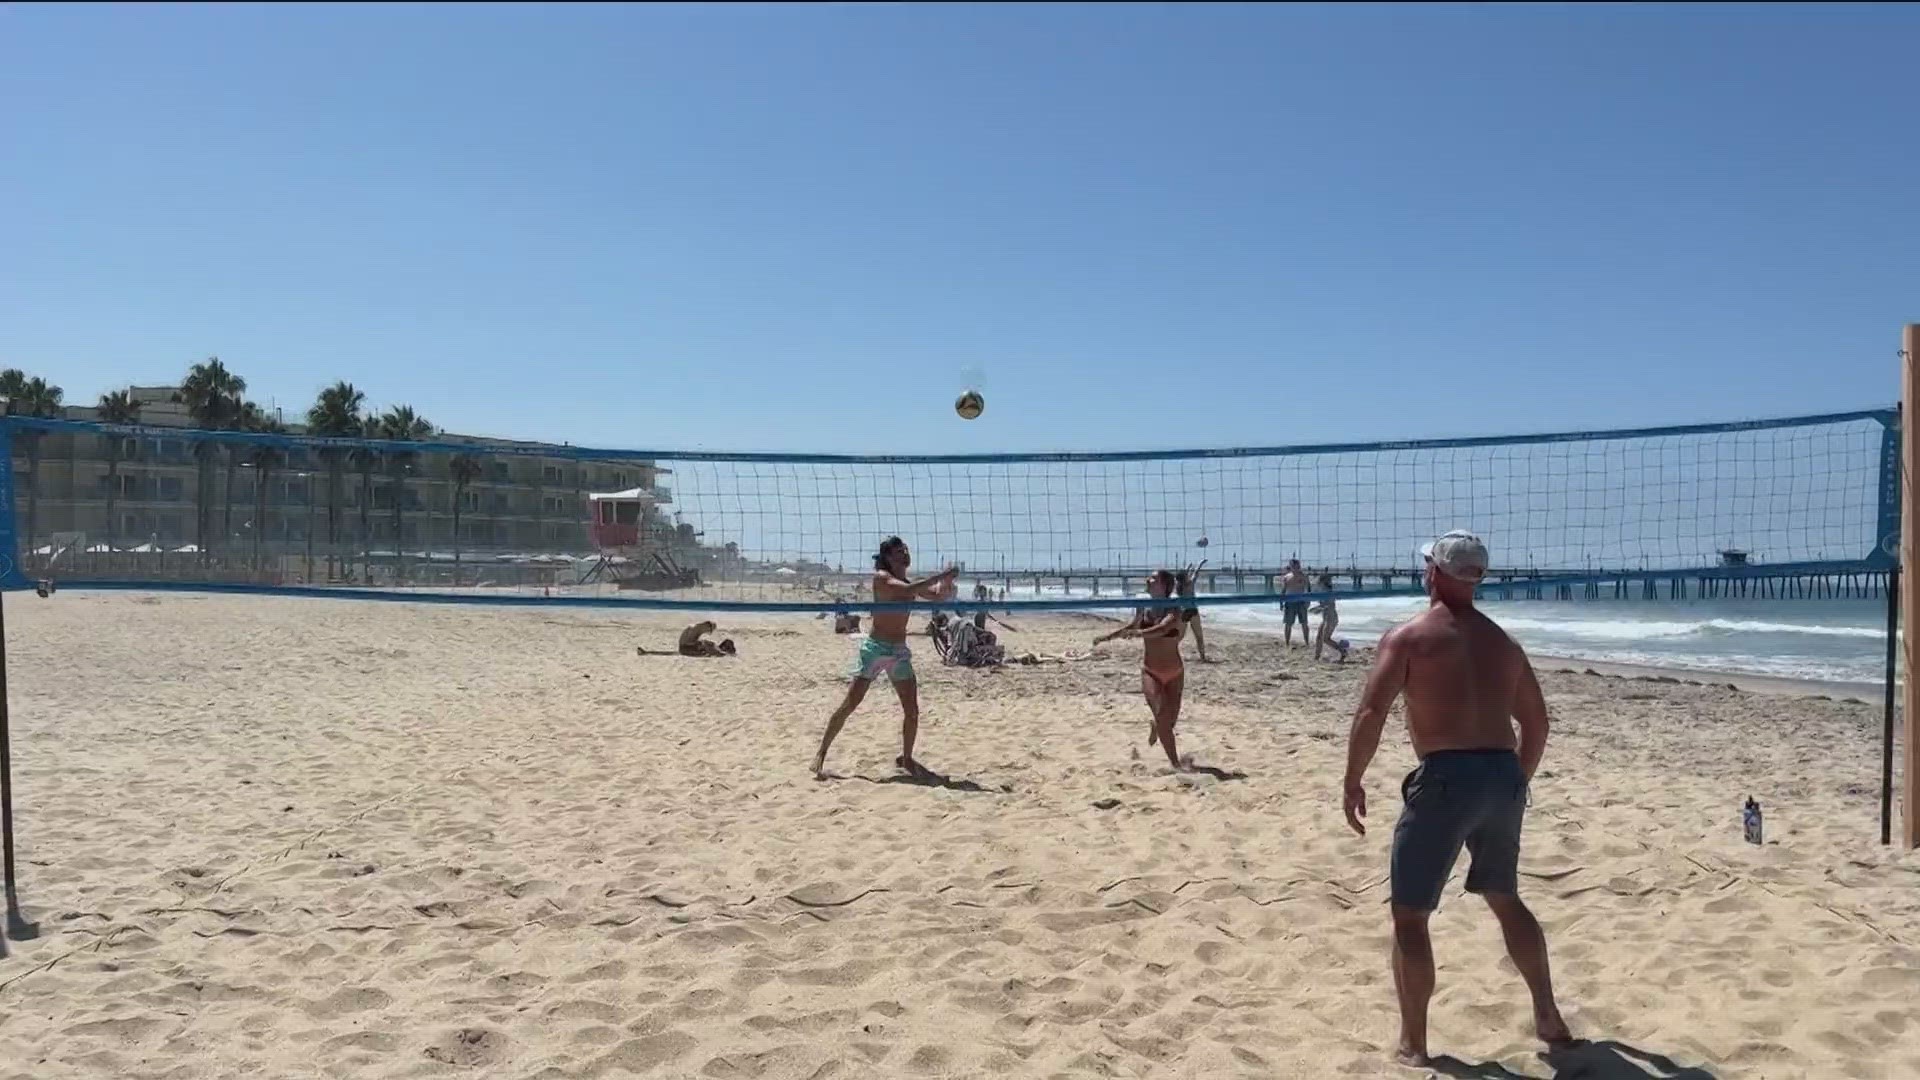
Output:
[1903, 324, 1919, 847]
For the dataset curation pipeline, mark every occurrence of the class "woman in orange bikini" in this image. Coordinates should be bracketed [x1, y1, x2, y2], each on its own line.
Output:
[1094, 569, 1188, 770]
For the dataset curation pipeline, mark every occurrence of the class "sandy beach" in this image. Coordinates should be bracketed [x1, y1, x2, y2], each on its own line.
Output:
[1, 591, 1916, 1079]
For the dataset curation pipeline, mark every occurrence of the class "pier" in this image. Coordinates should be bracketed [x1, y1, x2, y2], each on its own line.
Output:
[980, 566, 1896, 602]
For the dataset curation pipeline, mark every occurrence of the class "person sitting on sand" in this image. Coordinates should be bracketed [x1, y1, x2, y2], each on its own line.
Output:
[678, 620, 736, 657]
[946, 614, 1007, 668]
[636, 621, 736, 657]
[1093, 570, 1192, 771]
[812, 536, 958, 780]
[1341, 530, 1572, 1067]
[1311, 573, 1349, 662]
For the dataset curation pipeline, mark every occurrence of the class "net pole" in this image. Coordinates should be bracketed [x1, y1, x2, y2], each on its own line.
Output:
[1904, 323, 1920, 848]
[1884, 564, 1900, 846]
[1, 587, 26, 942]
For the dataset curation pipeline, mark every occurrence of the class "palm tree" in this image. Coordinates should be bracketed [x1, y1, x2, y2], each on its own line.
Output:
[95, 388, 142, 549]
[374, 405, 434, 580]
[173, 358, 246, 561]
[304, 381, 364, 579]
[242, 404, 287, 575]
[1, 369, 65, 558]
[448, 452, 483, 584]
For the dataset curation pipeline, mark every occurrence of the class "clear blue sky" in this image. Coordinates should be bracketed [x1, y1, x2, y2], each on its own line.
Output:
[3, 3, 1915, 455]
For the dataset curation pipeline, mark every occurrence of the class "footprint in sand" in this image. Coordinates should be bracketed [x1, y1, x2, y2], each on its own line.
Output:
[422, 1027, 507, 1068]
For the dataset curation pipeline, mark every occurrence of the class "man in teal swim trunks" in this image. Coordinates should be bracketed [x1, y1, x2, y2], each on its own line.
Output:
[812, 536, 958, 779]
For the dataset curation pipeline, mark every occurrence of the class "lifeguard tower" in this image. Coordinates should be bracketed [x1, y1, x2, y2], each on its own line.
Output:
[583, 487, 700, 590]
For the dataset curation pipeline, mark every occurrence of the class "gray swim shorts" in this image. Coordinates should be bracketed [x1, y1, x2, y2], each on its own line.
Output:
[1390, 748, 1528, 912]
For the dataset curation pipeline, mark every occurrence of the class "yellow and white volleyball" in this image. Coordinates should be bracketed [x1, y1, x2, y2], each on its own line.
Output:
[954, 390, 985, 420]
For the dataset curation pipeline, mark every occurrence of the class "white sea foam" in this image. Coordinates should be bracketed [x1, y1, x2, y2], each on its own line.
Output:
[1012, 583, 1893, 686]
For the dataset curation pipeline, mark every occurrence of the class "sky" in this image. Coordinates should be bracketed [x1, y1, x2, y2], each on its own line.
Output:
[2, 3, 1916, 458]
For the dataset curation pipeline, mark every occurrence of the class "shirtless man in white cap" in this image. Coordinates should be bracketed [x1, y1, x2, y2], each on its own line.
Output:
[1341, 530, 1574, 1067]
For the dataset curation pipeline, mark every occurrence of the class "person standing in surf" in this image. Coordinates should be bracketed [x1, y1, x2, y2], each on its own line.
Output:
[812, 536, 957, 780]
[1280, 558, 1312, 646]
[1312, 572, 1347, 662]
[1178, 560, 1212, 663]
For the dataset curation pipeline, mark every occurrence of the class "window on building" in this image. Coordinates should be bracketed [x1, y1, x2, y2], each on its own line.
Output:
[98, 472, 144, 498]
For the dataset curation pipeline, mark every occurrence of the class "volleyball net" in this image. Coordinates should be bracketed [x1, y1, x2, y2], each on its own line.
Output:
[0, 408, 1897, 611]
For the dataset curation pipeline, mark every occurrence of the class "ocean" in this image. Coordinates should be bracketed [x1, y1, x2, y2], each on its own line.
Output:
[1210, 595, 1893, 687]
[997, 583, 1894, 687]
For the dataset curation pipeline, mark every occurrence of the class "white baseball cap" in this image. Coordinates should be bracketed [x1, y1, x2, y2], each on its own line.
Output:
[1421, 530, 1489, 581]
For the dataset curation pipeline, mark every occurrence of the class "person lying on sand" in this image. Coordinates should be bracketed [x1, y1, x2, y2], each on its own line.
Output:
[1342, 530, 1573, 1068]
[636, 621, 736, 658]
[1002, 649, 1099, 666]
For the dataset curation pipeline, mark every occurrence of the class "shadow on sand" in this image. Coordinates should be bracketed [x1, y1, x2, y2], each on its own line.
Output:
[819, 763, 1005, 793]
[1427, 1039, 1717, 1079]
[4, 876, 40, 957]
[1181, 763, 1248, 782]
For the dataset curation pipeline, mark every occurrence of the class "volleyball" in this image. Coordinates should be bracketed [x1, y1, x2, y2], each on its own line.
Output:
[955, 390, 985, 419]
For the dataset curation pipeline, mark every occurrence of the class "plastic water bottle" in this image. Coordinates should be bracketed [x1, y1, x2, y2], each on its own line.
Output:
[1743, 796, 1763, 845]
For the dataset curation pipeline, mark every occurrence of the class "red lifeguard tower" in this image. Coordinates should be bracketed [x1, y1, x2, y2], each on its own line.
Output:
[583, 487, 700, 590]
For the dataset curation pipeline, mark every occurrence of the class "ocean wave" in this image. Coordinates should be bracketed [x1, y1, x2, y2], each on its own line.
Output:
[1525, 647, 1888, 686]
[1212, 609, 1876, 644]
[1478, 616, 1885, 642]
[1695, 618, 1885, 640]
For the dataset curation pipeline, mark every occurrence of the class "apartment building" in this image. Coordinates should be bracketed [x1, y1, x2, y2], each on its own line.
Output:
[9, 387, 672, 556]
